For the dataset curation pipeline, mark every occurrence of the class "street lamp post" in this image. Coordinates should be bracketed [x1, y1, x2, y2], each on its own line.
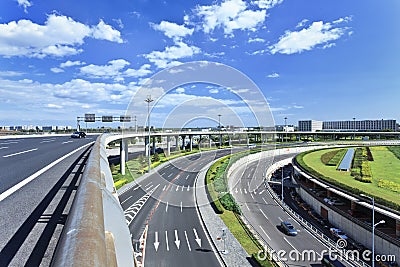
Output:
[218, 114, 222, 147]
[361, 194, 385, 267]
[145, 95, 154, 172]
[284, 117, 288, 142]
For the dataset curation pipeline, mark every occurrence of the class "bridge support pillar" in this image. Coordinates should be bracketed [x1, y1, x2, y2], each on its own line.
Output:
[152, 136, 156, 155]
[189, 135, 193, 151]
[209, 135, 212, 148]
[396, 220, 400, 237]
[175, 135, 179, 151]
[166, 136, 171, 156]
[350, 200, 357, 213]
[228, 135, 231, 146]
[182, 135, 186, 150]
[120, 139, 128, 175]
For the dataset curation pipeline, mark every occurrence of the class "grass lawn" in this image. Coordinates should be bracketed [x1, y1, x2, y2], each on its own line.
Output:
[301, 147, 400, 207]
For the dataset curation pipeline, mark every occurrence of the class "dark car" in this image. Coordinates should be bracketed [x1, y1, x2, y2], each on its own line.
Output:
[281, 221, 298, 236]
[71, 131, 86, 138]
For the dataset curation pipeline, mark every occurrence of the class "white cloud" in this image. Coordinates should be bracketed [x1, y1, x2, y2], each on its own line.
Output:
[175, 87, 185, 93]
[267, 72, 279, 78]
[91, 20, 123, 43]
[51, 67, 64, 73]
[144, 41, 200, 69]
[209, 88, 219, 94]
[0, 14, 123, 58]
[248, 37, 265, 43]
[296, 19, 309, 28]
[194, 0, 266, 35]
[80, 59, 130, 80]
[16, 0, 32, 13]
[269, 18, 350, 55]
[47, 103, 63, 109]
[252, 0, 283, 9]
[0, 70, 24, 77]
[60, 60, 85, 68]
[151, 21, 194, 40]
[125, 64, 153, 78]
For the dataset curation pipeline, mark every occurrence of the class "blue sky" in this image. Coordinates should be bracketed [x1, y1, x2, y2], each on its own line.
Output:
[0, 0, 399, 128]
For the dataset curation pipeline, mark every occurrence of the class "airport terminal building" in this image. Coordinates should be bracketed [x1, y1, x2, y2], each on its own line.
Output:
[298, 119, 398, 132]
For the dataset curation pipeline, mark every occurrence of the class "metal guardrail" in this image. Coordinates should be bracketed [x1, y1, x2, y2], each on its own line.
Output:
[52, 134, 134, 267]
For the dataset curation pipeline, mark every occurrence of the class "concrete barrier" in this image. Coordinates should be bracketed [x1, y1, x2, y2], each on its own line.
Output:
[52, 135, 134, 267]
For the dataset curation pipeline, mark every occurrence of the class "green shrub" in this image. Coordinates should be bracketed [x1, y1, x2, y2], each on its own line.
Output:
[378, 179, 400, 193]
[327, 149, 346, 166]
[219, 193, 241, 214]
[114, 179, 127, 189]
[387, 146, 400, 160]
[321, 149, 344, 165]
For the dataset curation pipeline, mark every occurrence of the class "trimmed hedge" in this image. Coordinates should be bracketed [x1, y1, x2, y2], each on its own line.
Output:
[321, 149, 346, 166]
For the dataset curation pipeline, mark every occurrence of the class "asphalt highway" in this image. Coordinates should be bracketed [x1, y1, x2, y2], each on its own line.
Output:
[0, 135, 96, 266]
[232, 152, 332, 267]
[119, 148, 244, 267]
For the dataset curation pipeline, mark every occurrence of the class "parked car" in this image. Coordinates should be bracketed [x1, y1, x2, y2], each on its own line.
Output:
[330, 228, 348, 239]
[71, 131, 86, 138]
[281, 221, 298, 236]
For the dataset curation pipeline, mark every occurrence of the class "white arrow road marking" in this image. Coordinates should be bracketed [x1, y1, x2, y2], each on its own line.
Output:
[259, 225, 271, 241]
[235, 188, 238, 194]
[165, 202, 169, 213]
[185, 174, 190, 180]
[184, 231, 191, 251]
[187, 185, 190, 191]
[174, 230, 180, 249]
[193, 228, 202, 247]
[180, 202, 183, 213]
[154, 232, 160, 252]
[3, 148, 38, 158]
[259, 189, 265, 195]
[244, 188, 247, 194]
[181, 186, 184, 191]
[176, 186, 179, 191]
[165, 231, 169, 251]
[250, 193, 254, 200]
[240, 188, 242, 194]
[162, 185, 167, 191]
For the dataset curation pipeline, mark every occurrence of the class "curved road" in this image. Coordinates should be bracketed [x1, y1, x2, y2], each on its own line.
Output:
[118, 148, 246, 267]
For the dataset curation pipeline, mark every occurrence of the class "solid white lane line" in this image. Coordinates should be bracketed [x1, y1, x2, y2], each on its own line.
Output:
[121, 196, 132, 205]
[62, 141, 73, 144]
[283, 237, 298, 252]
[3, 148, 38, 158]
[245, 203, 250, 211]
[184, 231, 191, 251]
[0, 147, 8, 150]
[180, 202, 183, 212]
[185, 174, 190, 180]
[162, 185, 167, 191]
[145, 182, 153, 187]
[165, 231, 169, 251]
[168, 173, 173, 178]
[0, 142, 94, 202]
[259, 209, 269, 220]
[259, 225, 271, 240]
[250, 193, 254, 200]
[262, 197, 268, 205]
[165, 202, 169, 213]
[278, 217, 283, 222]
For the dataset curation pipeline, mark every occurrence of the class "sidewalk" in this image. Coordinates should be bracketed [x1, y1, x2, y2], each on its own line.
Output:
[195, 161, 253, 267]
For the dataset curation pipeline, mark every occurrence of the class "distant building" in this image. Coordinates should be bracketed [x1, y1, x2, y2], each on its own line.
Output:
[298, 120, 323, 132]
[323, 119, 397, 132]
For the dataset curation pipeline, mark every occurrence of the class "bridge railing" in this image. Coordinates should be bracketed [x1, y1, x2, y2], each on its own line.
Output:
[52, 134, 134, 267]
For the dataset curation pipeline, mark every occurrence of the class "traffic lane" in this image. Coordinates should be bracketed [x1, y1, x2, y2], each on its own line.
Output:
[145, 202, 219, 267]
[0, 136, 96, 195]
[0, 145, 91, 266]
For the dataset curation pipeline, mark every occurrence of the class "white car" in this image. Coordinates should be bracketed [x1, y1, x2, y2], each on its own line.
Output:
[330, 228, 348, 239]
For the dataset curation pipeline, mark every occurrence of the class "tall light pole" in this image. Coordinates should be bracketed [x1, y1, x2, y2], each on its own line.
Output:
[361, 194, 385, 267]
[284, 117, 288, 142]
[145, 95, 154, 172]
[218, 114, 222, 147]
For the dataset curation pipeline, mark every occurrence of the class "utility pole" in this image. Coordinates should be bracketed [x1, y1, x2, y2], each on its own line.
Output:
[145, 95, 154, 172]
